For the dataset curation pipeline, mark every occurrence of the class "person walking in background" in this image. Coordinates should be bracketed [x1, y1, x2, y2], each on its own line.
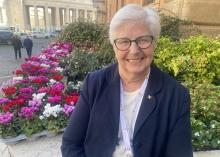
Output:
[11, 35, 22, 60]
[23, 35, 33, 58]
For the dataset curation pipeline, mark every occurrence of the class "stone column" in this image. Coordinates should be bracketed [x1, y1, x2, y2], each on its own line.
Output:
[55, 7, 60, 30]
[66, 8, 70, 24]
[34, 5, 39, 31]
[22, 5, 28, 30]
[44, 6, 49, 32]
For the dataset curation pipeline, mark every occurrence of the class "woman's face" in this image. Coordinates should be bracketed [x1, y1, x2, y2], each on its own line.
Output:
[113, 20, 154, 78]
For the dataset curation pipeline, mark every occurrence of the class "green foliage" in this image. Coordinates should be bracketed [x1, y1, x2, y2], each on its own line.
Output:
[59, 21, 115, 82]
[160, 13, 201, 41]
[64, 48, 100, 82]
[155, 36, 220, 84]
[20, 116, 45, 137]
[43, 114, 68, 133]
[187, 83, 220, 150]
[0, 117, 22, 138]
[58, 22, 108, 52]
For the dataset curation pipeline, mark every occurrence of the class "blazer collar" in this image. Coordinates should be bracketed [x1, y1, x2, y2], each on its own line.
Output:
[104, 63, 164, 138]
[134, 64, 164, 137]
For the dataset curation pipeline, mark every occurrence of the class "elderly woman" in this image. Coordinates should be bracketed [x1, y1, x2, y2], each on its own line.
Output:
[61, 4, 193, 157]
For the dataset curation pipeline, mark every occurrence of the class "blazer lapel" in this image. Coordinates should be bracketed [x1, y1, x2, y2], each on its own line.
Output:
[133, 65, 163, 137]
[104, 64, 121, 137]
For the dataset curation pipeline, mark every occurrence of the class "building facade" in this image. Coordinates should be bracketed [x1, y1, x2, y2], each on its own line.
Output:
[0, 0, 8, 27]
[1, 0, 106, 32]
[106, 0, 220, 36]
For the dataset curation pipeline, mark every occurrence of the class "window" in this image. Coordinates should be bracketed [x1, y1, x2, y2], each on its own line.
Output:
[78, 9, 85, 22]
[70, 9, 76, 22]
[87, 10, 93, 21]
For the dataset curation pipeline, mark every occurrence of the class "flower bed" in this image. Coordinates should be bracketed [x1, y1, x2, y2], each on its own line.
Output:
[0, 42, 81, 142]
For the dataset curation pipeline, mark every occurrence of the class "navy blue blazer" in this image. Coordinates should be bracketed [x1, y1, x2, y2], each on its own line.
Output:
[61, 63, 193, 157]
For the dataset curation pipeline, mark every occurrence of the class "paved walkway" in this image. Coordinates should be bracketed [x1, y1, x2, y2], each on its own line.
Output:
[0, 134, 220, 157]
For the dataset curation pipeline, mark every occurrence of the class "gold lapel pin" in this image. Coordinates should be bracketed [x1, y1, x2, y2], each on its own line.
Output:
[147, 95, 152, 100]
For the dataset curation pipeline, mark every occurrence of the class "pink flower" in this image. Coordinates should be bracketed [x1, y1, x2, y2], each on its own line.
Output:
[0, 112, 13, 125]
[19, 107, 36, 119]
[48, 96, 61, 103]
[0, 98, 9, 104]
[38, 87, 50, 93]
[19, 86, 34, 94]
[63, 104, 75, 116]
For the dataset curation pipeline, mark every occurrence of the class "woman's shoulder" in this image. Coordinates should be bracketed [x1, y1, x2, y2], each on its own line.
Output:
[152, 64, 188, 93]
[87, 63, 118, 83]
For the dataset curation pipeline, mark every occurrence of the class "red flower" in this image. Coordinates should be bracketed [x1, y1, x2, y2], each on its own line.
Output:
[2, 102, 14, 112]
[2, 104, 11, 112]
[49, 89, 62, 96]
[15, 69, 23, 75]
[64, 95, 79, 105]
[15, 99, 25, 106]
[2, 87, 17, 96]
[52, 75, 64, 81]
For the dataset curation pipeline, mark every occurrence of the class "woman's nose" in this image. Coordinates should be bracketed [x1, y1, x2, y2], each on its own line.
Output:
[129, 41, 140, 54]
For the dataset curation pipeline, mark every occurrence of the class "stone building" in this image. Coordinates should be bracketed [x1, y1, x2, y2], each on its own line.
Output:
[0, 0, 106, 32]
[106, 0, 220, 37]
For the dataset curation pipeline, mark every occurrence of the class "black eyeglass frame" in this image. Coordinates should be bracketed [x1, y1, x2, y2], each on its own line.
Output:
[113, 35, 154, 51]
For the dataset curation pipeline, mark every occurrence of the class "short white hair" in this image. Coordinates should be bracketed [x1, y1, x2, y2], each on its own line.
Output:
[109, 4, 161, 44]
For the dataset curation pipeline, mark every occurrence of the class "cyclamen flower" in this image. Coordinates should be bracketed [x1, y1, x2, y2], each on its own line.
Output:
[48, 96, 61, 103]
[32, 93, 46, 100]
[15, 69, 24, 75]
[0, 98, 9, 104]
[52, 75, 64, 81]
[29, 76, 49, 84]
[19, 86, 34, 94]
[19, 107, 35, 119]
[64, 95, 79, 105]
[41, 103, 62, 118]
[13, 76, 23, 81]
[63, 104, 75, 116]
[55, 67, 64, 72]
[29, 99, 42, 108]
[38, 87, 50, 93]
[38, 68, 49, 75]
[51, 83, 65, 91]
[49, 79, 57, 84]
[39, 54, 47, 59]
[2, 86, 16, 96]
[40, 63, 50, 68]
[0, 112, 13, 125]
[16, 93, 31, 100]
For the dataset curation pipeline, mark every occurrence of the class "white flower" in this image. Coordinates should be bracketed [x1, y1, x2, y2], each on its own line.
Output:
[194, 132, 200, 137]
[13, 77, 23, 81]
[32, 93, 46, 100]
[40, 63, 50, 68]
[56, 50, 62, 53]
[39, 55, 46, 59]
[49, 79, 57, 84]
[41, 104, 62, 118]
[39, 116, 44, 120]
[211, 124, 215, 128]
[55, 67, 64, 72]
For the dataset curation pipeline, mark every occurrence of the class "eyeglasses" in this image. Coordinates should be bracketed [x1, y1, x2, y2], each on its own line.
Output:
[114, 35, 154, 51]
